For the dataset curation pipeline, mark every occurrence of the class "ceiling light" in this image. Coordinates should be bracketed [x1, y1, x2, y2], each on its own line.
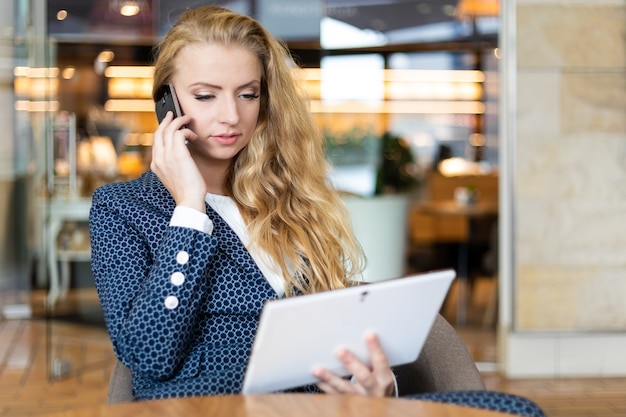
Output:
[119, 1, 140, 17]
[97, 50, 115, 63]
[456, 0, 500, 20]
[61, 67, 75, 80]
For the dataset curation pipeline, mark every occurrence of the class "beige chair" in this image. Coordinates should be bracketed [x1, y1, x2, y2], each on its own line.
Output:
[393, 314, 485, 396]
[106, 313, 484, 404]
[107, 359, 134, 404]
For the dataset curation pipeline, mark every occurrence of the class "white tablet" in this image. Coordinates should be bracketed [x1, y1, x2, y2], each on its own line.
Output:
[241, 268, 455, 394]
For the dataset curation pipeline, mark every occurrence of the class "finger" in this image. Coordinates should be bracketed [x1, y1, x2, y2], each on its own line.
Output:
[155, 110, 174, 131]
[153, 111, 186, 168]
[337, 334, 394, 396]
[162, 115, 193, 151]
[152, 111, 174, 152]
[177, 126, 199, 145]
[151, 113, 193, 179]
[363, 332, 395, 396]
[331, 348, 382, 395]
[315, 381, 341, 395]
[167, 129, 190, 153]
[365, 332, 391, 371]
[312, 367, 363, 395]
[333, 347, 375, 386]
[164, 114, 192, 134]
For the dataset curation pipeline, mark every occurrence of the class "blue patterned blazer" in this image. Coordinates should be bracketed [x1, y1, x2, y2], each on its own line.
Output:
[90, 170, 287, 400]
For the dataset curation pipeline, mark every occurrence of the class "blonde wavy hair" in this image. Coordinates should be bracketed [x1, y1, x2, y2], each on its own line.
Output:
[152, 6, 365, 295]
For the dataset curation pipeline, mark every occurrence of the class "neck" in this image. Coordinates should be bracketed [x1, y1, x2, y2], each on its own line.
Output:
[195, 158, 230, 196]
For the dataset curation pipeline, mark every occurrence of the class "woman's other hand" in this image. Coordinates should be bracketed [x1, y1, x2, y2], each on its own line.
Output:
[313, 332, 396, 397]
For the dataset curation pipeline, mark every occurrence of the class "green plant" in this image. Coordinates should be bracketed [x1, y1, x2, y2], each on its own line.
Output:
[374, 131, 419, 195]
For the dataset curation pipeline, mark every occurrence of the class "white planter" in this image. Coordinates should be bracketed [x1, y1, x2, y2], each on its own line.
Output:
[342, 195, 410, 283]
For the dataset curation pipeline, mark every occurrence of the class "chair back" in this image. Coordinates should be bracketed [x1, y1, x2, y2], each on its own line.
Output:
[107, 358, 134, 404]
[394, 314, 485, 395]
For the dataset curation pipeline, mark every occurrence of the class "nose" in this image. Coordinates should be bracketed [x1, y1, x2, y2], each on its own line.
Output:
[218, 96, 240, 125]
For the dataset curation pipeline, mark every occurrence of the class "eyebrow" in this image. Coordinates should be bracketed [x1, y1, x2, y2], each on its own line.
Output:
[188, 80, 261, 90]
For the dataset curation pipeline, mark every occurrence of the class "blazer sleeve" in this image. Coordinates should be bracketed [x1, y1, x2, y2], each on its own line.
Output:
[89, 185, 219, 380]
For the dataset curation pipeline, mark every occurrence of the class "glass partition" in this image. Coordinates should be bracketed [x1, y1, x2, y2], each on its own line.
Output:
[6, 0, 116, 382]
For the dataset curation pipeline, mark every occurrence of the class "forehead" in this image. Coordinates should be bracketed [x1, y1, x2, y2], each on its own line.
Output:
[174, 43, 262, 84]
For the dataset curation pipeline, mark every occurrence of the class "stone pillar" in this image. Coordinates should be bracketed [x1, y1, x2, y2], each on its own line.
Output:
[500, 0, 626, 377]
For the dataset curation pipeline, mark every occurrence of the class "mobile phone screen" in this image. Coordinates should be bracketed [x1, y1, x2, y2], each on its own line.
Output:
[155, 84, 183, 123]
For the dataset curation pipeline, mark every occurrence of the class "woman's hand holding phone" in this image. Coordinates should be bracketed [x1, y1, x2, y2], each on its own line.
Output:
[151, 111, 206, 213]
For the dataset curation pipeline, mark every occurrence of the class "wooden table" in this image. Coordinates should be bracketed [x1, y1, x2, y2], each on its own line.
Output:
[43, 394, 511, 417]
[417, 200, 498, 218]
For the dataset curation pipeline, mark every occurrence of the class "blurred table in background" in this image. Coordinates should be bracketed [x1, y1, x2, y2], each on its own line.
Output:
[408, 171, 499, 326]
[410, 199, 498, 326]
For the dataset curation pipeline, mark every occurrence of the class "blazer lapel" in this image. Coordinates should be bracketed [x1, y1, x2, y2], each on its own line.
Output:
[206, 204, 268, 281]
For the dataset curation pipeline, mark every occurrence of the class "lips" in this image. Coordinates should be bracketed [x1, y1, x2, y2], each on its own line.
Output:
[212, 133, 240, 146]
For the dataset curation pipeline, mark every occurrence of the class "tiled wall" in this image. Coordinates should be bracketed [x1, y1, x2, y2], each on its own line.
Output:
[514, 0, 626, 330]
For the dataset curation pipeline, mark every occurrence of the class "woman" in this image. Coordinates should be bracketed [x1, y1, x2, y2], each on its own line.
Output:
[89, 5, 396, 400]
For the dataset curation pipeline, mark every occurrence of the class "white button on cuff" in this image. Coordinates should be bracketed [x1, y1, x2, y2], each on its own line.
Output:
[176, 251, 190, 265]
[164, 296, 179, 310]
[171, 272, 185, 286]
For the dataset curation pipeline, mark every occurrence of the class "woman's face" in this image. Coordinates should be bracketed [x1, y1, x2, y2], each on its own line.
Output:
[170, 43, 262, 164]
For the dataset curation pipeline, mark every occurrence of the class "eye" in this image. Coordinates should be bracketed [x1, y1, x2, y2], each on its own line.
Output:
[195, 94, 215, 101]
[240, 93, 260, 101]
